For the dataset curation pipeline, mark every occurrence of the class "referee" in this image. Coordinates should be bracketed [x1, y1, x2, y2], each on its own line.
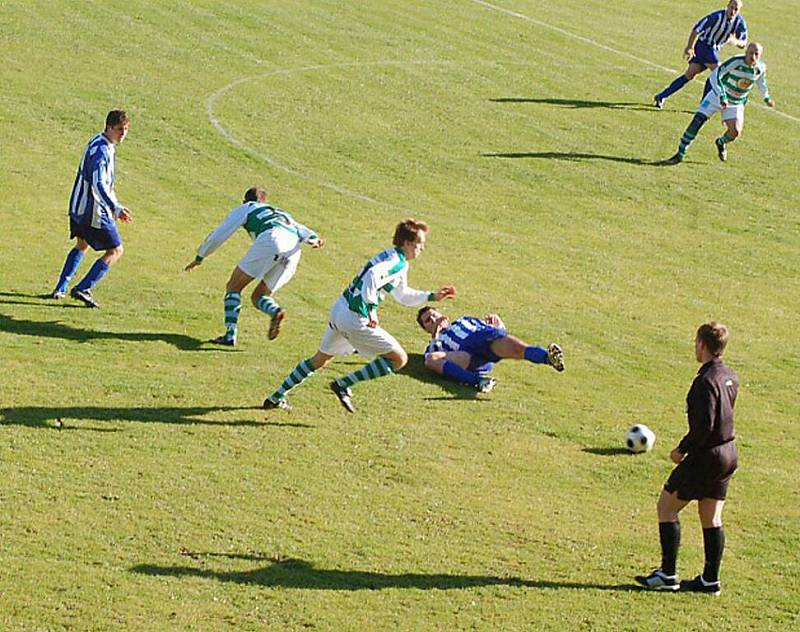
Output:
[636, 322, 739, 595]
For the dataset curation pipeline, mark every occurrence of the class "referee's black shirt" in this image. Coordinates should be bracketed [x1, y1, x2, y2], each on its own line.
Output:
[678, 357, 738, 455]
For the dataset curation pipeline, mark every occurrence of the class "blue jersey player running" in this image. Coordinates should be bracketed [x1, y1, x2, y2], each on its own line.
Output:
[654, 0, 747, 109]
[417, 307, 564, 392]
[51, 110, 132, 308]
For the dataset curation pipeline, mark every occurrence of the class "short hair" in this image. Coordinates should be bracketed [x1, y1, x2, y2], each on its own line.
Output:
[243, 186, 267, 203]
[393, 218, 429, 248]
[416, 306, 434, 330]
[696, 322, 729, 357]
[105, 110, 129, 128]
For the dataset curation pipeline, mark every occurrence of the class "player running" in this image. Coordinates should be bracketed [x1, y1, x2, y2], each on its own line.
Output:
[262, 219, 455, 413]
[663, 42, 774, 165]
[185, 186, 324, 345]
[654, 1, 748, 109]
[417, 307, 564, 392]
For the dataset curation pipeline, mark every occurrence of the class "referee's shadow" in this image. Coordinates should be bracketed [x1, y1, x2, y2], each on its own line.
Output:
[489, 97, 694, 115]
[403, 353, 487, 401]
[482, 151, 661, 166]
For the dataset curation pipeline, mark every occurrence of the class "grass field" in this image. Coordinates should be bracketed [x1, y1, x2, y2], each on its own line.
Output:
[1, 0, 799, 629]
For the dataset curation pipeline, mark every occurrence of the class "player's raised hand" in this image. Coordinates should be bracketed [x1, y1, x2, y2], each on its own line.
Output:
[434, 286, 456, 301]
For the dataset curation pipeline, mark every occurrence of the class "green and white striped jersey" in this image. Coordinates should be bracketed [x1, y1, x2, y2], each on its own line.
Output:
[713, 55, 770, 105]
[196, 202, 318, 261]
[342, 247, 433, 320]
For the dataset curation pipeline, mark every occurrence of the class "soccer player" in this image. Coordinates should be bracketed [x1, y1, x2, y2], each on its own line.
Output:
[185, 186, 324, 345]
[51, 110, 132, 308]
[654, 1, 747, 109]
[663, 42, 774, 165]
[262, 219, 455, 413]
[416, 307, 564, 392]
[635, 322, 739, 596]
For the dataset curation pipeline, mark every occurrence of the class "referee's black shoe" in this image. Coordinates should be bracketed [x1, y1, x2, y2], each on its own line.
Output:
[680, 574, 721, 596]
[634, 568, 679, 591]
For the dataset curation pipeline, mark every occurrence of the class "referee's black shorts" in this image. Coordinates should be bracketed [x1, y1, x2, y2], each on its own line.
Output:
[664, 441, 738, 501]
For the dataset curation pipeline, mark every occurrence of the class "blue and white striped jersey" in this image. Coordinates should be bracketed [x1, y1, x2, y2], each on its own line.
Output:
[425, 317, 505, 357]
[694, 9, 747, 50]
[68, 133, 123, 229]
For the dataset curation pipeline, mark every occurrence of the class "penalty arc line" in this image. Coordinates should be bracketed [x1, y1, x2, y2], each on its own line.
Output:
[469, 0, 800, 124]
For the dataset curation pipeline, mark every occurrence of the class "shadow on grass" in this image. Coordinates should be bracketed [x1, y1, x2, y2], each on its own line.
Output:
[131, 556, 638, 591]
[0, 312, 204, 351]
[582, 447, 633, 457]
[482, 151, 661, 166]
[403, 353, 482, 401]
[0, 405, 277, 429]
[0, 291, 84, 309]
[488, 97, 694, 115]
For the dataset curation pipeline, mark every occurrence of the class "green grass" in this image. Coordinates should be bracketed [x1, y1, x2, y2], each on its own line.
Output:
[1, 0, 799, 629]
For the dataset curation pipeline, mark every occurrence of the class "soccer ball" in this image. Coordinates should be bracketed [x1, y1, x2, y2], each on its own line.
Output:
[625, 424, 656, 453]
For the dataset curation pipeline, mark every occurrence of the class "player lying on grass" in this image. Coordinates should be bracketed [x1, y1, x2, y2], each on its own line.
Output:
[263, 219, 455, 413]
[664, 42, 774, 165]
[416, 307, 564, 392]
[185, 186, 324, 345]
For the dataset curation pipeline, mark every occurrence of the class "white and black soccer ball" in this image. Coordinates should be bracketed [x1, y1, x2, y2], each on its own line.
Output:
[625, 424, 656, 454]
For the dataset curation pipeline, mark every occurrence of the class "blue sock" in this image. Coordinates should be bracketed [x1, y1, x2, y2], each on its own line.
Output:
[442, 360, 481, 386]
[524, 346, 548, 364]
[658, 75, 689, 101]
[54, 247, 85, 293]
[74, 259, 110, 291]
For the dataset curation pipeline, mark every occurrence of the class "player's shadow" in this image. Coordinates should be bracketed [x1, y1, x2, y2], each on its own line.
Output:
[130, 556, 638, 592]
[0, 291, 84, 309]
[403, 353, 486, 401]
[582, 447, 633, 457]
[490, 97, 656, 111]
[0, 312, 204, 351]
[0, 405, 282, 429]
[482, 151, 660, 166]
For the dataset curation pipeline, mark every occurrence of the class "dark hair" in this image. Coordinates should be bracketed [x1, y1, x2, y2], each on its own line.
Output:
[243, 186, 267, 203]
[393, 218, 429, 248]
[105, 110, 129, 128]
[416, 306, 434, 330]
[696, 321, 729, 357]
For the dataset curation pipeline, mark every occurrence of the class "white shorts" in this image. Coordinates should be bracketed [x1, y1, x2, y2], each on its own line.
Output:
[237, 230, 301, 292]
[697, 90, 744, 124]
[318, 295, 401, 358]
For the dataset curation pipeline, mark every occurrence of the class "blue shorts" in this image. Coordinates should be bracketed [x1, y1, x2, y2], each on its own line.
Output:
[70, 217, 122, 251]
[461, 327, 505, 375]
[689, 40, 720, 68]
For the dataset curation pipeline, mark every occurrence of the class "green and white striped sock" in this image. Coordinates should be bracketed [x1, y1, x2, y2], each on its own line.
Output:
[336, 357, 394, 389]
[255, 295, 281, 316]
[223, 291, 242, 341]
[271, 359, 315, 400]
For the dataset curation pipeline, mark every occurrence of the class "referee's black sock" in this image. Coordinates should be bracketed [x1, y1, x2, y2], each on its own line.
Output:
[659, 521, 680, 576]
[702, 526, 725, 583]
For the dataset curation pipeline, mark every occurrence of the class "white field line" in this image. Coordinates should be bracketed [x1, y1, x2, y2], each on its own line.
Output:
[470, 0, 800, 124]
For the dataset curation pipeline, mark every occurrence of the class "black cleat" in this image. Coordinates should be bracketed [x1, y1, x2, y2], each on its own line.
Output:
[263, 396, 292, 412]
[330, 380, 355, 413]
[634, 568, 680, 592]
[70, 287, 99, 308]
[680, 574, 721, 596]
[715, 138, 727, 162]
[209, 335, 235, 346]
[653, 95, 665, 110]
[662, 152, 684, 166]
[268, 309, 285, 340]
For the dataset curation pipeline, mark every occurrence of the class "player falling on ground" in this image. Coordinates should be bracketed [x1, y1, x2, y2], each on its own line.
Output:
[416, 307, 564, 393]
[263, 219, 455, 413]
[51, 110, 132, 308]
[185, 186, 324, 345]
[654, 0, 747, 110]
[664, 42, 774, 165]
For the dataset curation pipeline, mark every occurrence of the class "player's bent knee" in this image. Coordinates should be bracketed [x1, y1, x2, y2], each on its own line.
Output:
[387, 348, 408, 370]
